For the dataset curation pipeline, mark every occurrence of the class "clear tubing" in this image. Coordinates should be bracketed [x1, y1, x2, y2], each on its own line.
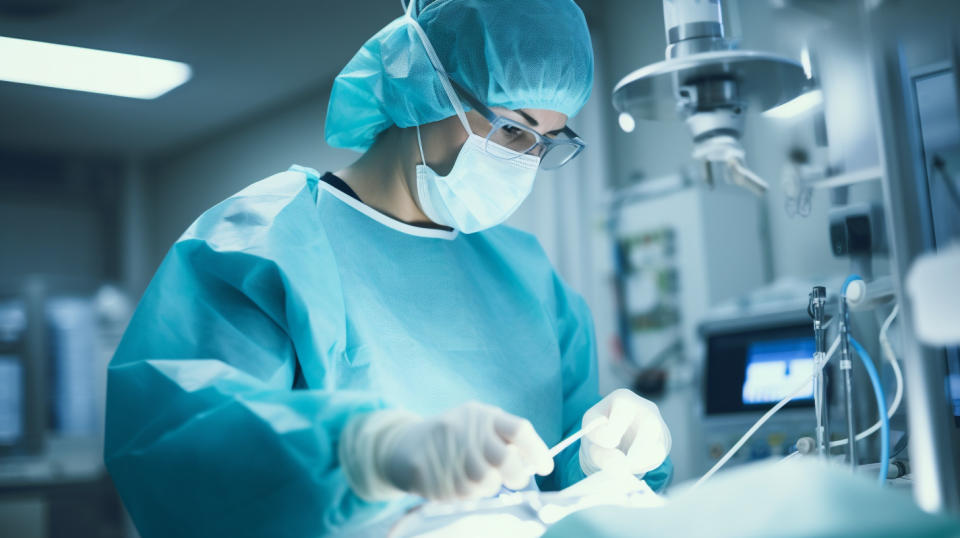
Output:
[782, 306, 903, 462]
[810, 286, 829, 458]
[694, 335, 841, 489]
[813, 355, 828, 457]
[831, 305, 902, 448]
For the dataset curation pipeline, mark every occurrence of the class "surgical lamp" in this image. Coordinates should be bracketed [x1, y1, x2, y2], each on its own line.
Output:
[612, 0, 810, 196]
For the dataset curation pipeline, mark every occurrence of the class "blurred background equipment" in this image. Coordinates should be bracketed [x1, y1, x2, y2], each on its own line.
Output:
[2, 0, 960, 536]
[611, 0, 810, 196]
[0, 277, 131, 538]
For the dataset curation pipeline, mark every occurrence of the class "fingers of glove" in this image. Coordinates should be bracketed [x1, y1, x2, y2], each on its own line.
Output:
[499, 445, 534, 490]
[623, 414, 670, 472]
[586, 396, 633, 448]
[464, 446, 491, 483]
[492, 412, 527, 442]
[454, 468, 498, 501]
[453, 475, 471, 500]
[580, 403, 608, 444]
[483, 431, 509, 468]
[425, 460, 460, 502]
[493, 416, 553, 476]
[586, 443, 631, 473]
[582, 391, 614, 423]
[473, 467, 504, 499]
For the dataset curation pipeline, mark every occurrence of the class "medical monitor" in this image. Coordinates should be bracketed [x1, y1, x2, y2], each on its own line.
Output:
[704, 321, 822, 416]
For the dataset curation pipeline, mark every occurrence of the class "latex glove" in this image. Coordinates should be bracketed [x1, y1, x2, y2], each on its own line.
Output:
[340, 402, 554, 502]
[579, 389, 671, 476]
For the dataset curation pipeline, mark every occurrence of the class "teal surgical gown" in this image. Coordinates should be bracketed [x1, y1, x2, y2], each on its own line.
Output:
[104, 165, 672, 537]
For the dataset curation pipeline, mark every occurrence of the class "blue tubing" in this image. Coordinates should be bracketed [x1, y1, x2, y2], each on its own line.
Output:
[849, 335, 891, 486]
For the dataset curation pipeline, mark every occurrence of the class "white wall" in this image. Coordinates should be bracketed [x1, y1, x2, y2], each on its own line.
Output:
[0, 198, 105, 283]
[597, 0, 694, 187]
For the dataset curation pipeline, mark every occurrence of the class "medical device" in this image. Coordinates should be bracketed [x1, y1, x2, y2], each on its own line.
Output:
[698, 308, 828, 474]
[611, 0, 809, 196]
[808, 286, 830, 458]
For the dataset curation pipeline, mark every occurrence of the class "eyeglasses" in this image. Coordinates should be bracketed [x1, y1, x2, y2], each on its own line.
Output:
[447, 78, 586, 170]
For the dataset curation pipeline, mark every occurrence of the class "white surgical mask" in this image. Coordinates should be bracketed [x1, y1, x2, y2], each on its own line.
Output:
[404, 5, 540, 233]
[415, 128, 539, 234]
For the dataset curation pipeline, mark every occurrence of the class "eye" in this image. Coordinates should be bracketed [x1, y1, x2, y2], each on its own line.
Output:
[504, 125, 526, 137]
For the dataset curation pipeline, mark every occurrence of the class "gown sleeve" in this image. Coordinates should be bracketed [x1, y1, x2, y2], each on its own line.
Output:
[543, 273, 674, 493]
[104, 197, 408, 536]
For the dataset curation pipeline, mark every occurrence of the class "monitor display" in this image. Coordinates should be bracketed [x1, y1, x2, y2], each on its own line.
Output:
[0, 356, 22, 446]
[742, 339, 816, 405]
[947, 350, 960, 427]
[704, 323, 821, 415]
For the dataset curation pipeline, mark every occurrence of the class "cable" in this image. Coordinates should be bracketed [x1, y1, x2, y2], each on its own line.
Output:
[694, 335, 841, 489]
[780, 304, 902, 464]
[778, 450, 802, 465]
[848, 335, 890, 486]
[879, 304, 903, 415]
[830, 305, 902, 447]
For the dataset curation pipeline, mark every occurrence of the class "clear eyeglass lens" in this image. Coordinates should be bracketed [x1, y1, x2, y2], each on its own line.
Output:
[540, 143, 580, 170]
[487, 123, 538, 156]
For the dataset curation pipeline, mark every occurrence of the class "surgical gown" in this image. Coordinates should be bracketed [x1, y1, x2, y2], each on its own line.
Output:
[104, 165, 672, 537]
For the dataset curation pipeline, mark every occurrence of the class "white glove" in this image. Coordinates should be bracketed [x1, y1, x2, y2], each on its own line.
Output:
[340, 402, 554, 502]
[579, 389, 671, 476]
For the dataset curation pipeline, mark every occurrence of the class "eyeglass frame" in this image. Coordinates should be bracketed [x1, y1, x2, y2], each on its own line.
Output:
[446, 77, 587, 170]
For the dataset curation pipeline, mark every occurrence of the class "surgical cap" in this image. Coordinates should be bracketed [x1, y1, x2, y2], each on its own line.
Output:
[324, 0, 595, 152]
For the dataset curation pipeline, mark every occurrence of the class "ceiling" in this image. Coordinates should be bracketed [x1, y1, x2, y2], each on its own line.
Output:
[0, 0, 402, 157]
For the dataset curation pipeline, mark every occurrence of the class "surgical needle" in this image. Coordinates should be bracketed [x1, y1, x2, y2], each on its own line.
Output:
[548, 416, 608, 458]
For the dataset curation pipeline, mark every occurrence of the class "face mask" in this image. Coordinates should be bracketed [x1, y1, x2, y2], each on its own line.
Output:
[415, 128, 540, 234]
[403, 4, 541, 234]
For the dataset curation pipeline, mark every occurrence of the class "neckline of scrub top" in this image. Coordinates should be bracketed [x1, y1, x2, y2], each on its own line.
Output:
[320, 171, 453, 233]
[319, 172, 363, 202]
[315, 177, 460, 241]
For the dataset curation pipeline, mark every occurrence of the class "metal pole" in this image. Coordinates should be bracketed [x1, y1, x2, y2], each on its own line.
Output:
[809, 286, 830, 458]
[865, 2, 960, 512]
[839, 296, 858, 468]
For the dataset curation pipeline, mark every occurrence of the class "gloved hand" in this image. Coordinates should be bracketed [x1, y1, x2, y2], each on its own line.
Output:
[340, 402, 554, 502]
[579, 388, 671, 476]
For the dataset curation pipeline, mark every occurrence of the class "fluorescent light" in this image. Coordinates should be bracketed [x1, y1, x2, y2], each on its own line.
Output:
[0, 36, 191, 99]
[618, 112, 636, 133]
[764, 89, 823, 119]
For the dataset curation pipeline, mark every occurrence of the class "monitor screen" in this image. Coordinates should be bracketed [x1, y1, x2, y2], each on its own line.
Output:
[742, 339, 816, 405]
[0, 356, 22, 446]
[947, 349, 960, 427]
[705, 323, 822, 415]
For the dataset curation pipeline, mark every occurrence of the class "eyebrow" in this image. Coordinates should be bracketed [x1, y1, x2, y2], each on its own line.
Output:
[515, 109, 565, 136]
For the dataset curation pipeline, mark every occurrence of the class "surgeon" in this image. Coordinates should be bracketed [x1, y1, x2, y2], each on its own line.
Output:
[104, 0, 672, 536]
